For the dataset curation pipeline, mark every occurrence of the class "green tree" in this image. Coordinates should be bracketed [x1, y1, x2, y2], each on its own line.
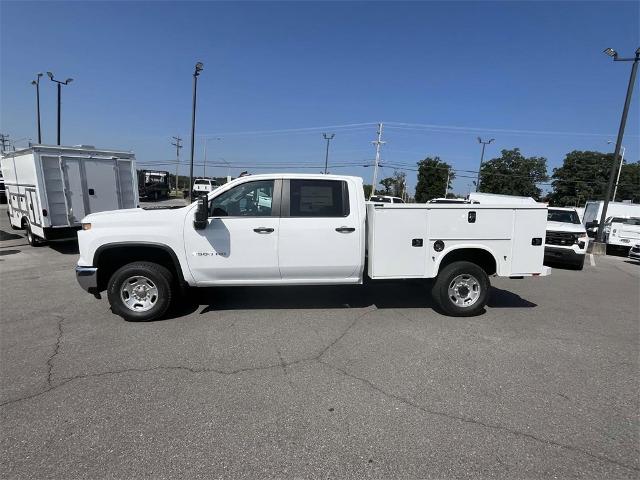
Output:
[479, 148, 548, 200]
[617, 161, 640, 203]
[391, 170, 407, 198]
[378, 177, 395, 195]
[363, 184, 373, 198]
[547, 151, 615, 206]
[415, 157, 455, 202]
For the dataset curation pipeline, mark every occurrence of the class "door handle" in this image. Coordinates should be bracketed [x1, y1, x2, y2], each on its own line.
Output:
[335, 227, 356, 233]
[253, 227, 274, 234]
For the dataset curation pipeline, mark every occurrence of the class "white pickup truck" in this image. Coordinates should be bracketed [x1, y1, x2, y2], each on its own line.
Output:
[75, 174, 550, 321]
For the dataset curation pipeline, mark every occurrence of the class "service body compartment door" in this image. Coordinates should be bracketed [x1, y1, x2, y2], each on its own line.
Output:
[367, 205, 428, 278]
[61, 157, 87, 223]
[83, 159, 119, 213]
[510, 208, 546, 274]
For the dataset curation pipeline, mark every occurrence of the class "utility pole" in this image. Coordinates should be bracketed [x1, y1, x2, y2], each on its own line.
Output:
[596, 47, 640, 247]
[171, 136, 183, 192]
[323, 133, 335, 174]
[445, 168, 450, 198]
[370, 123, 385, 199]
[476, 137, 494, 191]
[0, 133, 9, 153]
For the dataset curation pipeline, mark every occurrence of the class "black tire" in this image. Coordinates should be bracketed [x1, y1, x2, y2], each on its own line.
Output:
[24, 219, 45, 247]
[107, 262, 174, 322]
[432, 261, 490, 317]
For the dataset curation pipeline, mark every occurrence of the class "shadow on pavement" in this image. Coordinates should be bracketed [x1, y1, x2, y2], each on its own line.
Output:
[0, 229, 23, 241]
[178, 280, 536, 317]
[48, 241, 79, 255]
[0, 249, 21, 256]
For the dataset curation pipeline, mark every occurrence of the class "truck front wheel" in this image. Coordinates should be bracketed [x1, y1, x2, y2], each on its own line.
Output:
[107, 262, 173, 322]
[432, 261, 490, 317]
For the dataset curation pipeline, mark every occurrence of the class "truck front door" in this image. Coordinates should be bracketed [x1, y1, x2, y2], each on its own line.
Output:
[184, 179, 281, 283]
[278, 179, 362, 281]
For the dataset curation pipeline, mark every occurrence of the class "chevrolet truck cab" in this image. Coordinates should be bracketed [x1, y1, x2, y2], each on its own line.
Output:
[76, 174, 550, 321]
[544, 207, 589, 270]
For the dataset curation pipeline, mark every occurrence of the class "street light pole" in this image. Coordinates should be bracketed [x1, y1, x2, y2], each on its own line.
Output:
[476, 137, 494, 191]
[596, 47, 640, 246]
[188, 62, 204, 203]
[322, 133, 335, 174]
[47, 72, 73, 146]
[31, 73, 43, 143]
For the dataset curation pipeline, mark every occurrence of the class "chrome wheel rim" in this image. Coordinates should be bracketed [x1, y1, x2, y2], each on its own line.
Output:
[447, 273, 481, 308]
[120, 275, 159, 312]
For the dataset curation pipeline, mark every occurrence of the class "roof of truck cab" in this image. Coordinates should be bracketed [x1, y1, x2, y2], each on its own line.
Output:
[1, 144, 135, 159]
[227, 173, 363, 182]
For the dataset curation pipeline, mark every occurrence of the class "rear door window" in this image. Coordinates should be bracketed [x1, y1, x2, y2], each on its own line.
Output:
[289, 179, 349, 217]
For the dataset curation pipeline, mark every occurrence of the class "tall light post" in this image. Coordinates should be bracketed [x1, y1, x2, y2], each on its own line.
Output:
[188, 62, 204, 203]
[595, 47, 640, 247]
[30, 73, 43, 144]
[47, 72, 73, 145]
[323, 133, 335, 174]
[607, 140, 626, 202]
[476, 137, 494, 191]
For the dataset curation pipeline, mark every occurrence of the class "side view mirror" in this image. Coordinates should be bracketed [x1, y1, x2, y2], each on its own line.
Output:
[586, 220, 598, 229]
[193, 197, 208, 230]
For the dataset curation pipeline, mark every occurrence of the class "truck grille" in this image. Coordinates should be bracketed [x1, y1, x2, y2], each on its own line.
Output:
[546, 231, 576, 246]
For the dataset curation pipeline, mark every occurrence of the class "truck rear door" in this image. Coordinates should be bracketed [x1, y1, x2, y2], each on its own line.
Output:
[278, 179, 362, 282]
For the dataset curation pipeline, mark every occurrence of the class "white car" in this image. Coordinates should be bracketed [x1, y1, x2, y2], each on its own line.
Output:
[75, 173, 550, 321]
[544, 207, 589, 270]
[629, 244, 640, 262]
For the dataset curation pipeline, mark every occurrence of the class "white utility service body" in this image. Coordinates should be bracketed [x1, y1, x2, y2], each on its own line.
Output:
[75, 174, 550, 321]
[583, 201, 640, 236]
[1, 145, 138, 244]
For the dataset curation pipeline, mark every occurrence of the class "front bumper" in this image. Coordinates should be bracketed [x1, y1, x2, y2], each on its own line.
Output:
[75, 266, 98, 293]
[629, 247, 640, 260]
[544, 246, 585, 266]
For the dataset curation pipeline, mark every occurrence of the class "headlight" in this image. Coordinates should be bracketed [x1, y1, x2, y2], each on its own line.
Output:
[81, 223, 92, 230]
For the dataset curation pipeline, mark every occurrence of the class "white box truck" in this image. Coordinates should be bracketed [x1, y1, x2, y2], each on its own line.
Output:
[1, 145, 138, 245]
[75, 174, 550, 321]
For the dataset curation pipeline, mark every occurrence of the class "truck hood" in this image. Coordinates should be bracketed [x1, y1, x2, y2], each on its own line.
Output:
[82, 205, 187, 224]
[546, 221, 586, 234]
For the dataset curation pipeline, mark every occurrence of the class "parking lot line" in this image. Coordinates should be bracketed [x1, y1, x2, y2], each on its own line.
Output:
[589, 254, 596, 267]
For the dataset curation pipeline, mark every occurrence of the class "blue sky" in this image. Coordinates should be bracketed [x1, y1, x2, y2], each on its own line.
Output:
[1, 1, 638, 195]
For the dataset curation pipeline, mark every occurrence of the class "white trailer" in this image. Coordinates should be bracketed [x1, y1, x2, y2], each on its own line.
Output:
[1, 145, 138, 245]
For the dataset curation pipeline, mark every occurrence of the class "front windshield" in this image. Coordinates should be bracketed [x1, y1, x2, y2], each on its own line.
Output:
[547, 209, 580, 224]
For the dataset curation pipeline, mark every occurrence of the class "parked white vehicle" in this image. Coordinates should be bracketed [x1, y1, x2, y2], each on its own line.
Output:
[583, 201, 640, 237]
[1, 145, 138, 245]
[468, 192, 536, 205]
[604, 217, 640, 252]
[192, 178, 219, 198]
[369, 195, 404, 203]
[544, 207, 589, 270]
[629, 243, 640, 262]
[75, 174, 550, 321]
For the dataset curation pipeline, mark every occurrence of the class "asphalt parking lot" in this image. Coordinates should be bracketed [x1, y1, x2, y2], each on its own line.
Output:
[1, 203, 639, 479]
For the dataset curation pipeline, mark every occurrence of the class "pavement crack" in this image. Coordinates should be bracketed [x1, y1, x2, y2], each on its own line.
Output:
[46, 314, 65, 386]
[1, 307, 376, 408]
[317, 359, 639, 474]
[276, 348, 295, 389]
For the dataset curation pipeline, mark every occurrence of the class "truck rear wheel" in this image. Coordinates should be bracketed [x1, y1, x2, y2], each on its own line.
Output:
[107, 262, 173, 322]
[432, 261, 490, 317]
[24, 219, 45, 246]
